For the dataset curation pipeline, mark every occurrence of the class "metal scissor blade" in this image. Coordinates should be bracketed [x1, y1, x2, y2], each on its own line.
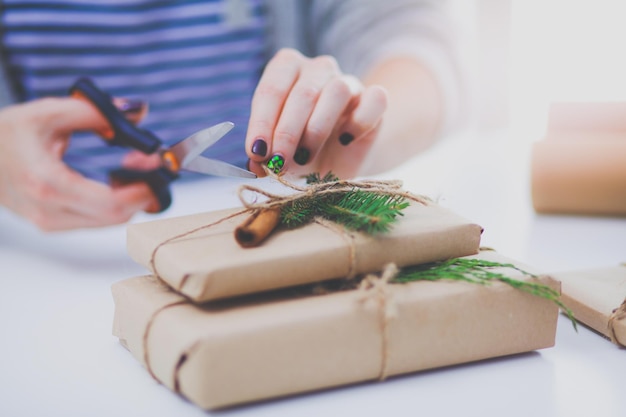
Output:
[183, 155, 257, 179]
[169, 121, 235, 167]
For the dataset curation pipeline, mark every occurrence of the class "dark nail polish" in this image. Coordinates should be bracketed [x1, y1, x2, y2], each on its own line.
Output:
[118, 99, 145, 114]
[293, 148, 310, 165]
[267, 154, 285, 174]
[251, 138, 268, 157]
[339, 132, 354, 146]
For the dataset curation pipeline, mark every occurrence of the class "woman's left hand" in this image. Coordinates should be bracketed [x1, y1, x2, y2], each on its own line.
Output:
[245, 48, 388, 179]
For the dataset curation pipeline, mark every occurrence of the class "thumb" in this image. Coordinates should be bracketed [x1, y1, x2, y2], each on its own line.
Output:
[46, 96, 148, 134]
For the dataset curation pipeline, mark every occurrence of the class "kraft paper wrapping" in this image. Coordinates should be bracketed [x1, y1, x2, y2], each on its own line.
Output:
[126, 202, 483, 303]
[112, 251, 559, 410]
[531, 102, 626, 216]
[555, 265, 626, 347]
[531, 140, 626, 215]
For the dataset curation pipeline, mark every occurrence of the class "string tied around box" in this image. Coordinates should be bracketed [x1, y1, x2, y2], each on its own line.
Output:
[234, 168, 430, 249]
[149, 168, 430, 290]
[139, 263, 403, 392]
[139, 256, 578, 395]
[607, 298, 626, 347]
[357, 262, 399, 381]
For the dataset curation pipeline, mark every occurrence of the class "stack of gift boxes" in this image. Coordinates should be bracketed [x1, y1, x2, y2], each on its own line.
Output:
[112, 201, 564, 410]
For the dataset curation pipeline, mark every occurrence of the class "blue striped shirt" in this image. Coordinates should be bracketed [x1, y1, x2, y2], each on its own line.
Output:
[2, 0, 268, 181]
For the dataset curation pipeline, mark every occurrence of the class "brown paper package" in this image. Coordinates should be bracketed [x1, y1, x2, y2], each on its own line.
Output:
[112, 251, 559, 410]
[554, 265, 626, 346]
[531, 102, 626, 215]
[127, 202, 483, 303]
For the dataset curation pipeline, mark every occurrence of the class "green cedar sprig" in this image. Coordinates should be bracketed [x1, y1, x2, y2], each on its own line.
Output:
[279, 172, 409, 235]
[393, 258, 577, 330]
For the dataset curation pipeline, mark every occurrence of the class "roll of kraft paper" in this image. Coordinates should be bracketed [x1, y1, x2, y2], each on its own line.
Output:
[531, 102, 626, 216]
[531, 139, 626, 215]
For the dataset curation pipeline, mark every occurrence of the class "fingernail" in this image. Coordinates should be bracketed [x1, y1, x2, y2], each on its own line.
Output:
[251, 138, 268, 157]
[117, 99, 145, 114]
[293, 148, 310, 165]
[267, 154, 285, 174]
[339, 132, 354, 146]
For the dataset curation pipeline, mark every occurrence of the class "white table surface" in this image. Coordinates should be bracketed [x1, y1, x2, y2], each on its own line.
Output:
[1, 130, 624, 417]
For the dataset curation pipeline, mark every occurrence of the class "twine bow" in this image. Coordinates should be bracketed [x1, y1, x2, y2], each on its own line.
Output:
[234, 168, 430, 247]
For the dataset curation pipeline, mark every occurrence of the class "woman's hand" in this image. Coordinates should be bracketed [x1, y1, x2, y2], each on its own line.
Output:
[245, 48, 388, 179]
[0, 97, 157, 231]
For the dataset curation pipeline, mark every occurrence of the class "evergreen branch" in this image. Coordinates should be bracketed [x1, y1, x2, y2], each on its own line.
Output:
[322, 190, 409, 234]
[281, 173, 410, 235]
[236, 171, 415, 247]
[393, 258, 577, 330]
[280, 197, 317, 229]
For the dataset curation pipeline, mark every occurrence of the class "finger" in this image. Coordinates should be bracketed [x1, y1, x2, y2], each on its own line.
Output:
[70, 183, 155, 226]
[24, 205, 106, 232]
[109, 182, 160, 218]
[20, 181, 152, 231]
[41, 96, 147, 137]
[121, 150, 162, 170]
[113, 97, 149, 124]
[30, 97, 109, 135]
[27, 205, 128, 231]
[75, 181, 154, 222]
[245, 48, 304, 163]
[270, 55, 340, 168]
[299, 75, 362, 164]
[44, 165, 155, 222]
[338, 85, 388, 146]
[247, 159, 267, 178]
[313, 120, 382, 180]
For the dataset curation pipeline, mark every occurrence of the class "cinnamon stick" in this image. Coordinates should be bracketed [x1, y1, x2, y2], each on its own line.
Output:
[235, 207, 281, 248]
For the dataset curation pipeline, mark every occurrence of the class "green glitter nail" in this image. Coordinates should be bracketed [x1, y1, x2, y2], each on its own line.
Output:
[267, 154, 285, 174]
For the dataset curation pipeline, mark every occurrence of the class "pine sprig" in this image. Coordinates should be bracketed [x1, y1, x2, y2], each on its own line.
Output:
[280, 197, 317, 228]
[393, 258, 577, 330]
[322, 191, 409, 234]
[279, 172, 409, 234]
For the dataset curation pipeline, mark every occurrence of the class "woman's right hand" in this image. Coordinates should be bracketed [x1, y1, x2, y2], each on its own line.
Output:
[0, 97, 158, 231]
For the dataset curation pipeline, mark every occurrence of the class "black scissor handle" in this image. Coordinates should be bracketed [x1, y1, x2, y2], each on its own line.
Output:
[110, 168, 179, 213]
[69, 77, 161, 154]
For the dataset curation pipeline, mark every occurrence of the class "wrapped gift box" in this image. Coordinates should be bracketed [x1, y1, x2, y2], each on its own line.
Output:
[112, 251, 560, 410]
[127, 202, 483, 302]
[554, 264, 626, 346]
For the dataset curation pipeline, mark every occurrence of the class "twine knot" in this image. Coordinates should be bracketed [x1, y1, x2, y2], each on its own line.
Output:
[237, 167, 420, 212]
[358, 263, 400, 381]
[234, 168, 429, 248]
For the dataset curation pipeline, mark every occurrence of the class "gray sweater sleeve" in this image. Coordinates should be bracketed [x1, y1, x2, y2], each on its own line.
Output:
[267, 0, 466, 135]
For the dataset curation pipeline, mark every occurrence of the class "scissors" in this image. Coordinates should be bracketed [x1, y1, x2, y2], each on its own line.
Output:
[69, 77, 256, 212]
